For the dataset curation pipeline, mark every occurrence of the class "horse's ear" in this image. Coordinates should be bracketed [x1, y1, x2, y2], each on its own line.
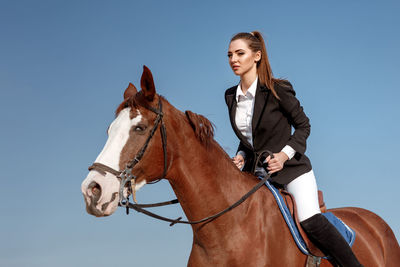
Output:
[124, 83, 138, 99]
[140, 65, 156, 102]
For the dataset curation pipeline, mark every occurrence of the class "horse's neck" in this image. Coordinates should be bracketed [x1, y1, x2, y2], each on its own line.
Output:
[162, 108, 278, 252]
[167, 137, 268, 236]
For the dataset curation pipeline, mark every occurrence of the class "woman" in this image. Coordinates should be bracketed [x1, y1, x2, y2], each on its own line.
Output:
[224, 31, 363, 267]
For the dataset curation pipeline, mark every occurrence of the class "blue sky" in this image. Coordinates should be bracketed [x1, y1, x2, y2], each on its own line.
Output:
[1, 1, 399, 266]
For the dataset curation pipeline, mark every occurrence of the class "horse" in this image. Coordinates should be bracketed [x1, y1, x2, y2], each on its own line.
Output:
[81, 66, 400, 266]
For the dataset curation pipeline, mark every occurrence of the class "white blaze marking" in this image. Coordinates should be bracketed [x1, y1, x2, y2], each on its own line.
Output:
[95, 108, 142, 170]
[81, 107, 148, 216]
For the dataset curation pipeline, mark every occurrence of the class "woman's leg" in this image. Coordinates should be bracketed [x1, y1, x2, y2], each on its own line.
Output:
[284, 170, 321, 222]
[285, 170, 363, 267]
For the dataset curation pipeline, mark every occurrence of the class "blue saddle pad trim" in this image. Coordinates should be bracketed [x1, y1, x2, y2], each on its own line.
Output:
[262, 178, 356, 256]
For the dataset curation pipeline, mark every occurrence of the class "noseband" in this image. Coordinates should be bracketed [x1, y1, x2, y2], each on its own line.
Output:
[88, 97, 168, 206]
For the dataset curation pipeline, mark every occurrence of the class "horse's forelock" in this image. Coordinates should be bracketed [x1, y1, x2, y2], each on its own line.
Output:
[115, 96, 139, 117]
[185, 110, 215, 146]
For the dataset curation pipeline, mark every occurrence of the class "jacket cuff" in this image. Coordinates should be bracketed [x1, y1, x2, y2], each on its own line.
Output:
[281, 145, 296, 160]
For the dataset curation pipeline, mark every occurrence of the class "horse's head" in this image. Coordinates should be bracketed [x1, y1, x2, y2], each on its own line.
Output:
[81, 66, 168, 217]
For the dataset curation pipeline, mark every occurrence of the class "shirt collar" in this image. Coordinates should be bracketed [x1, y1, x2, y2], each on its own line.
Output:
[236, 77, 258, 102]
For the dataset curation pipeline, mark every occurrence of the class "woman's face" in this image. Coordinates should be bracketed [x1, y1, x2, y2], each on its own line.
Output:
[228, 39, 261, 77]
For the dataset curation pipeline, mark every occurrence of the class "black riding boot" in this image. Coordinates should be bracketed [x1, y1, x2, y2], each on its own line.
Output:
[300, 214, 363, 267]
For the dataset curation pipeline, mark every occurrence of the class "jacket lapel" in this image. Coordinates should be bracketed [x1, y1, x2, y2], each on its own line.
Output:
[252, 81, 270, 136]
[226, 87, 253, 150]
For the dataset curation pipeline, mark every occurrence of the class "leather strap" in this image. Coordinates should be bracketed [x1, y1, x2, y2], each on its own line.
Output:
[123, 173, 270, 226]
[88, 162, 121, 177]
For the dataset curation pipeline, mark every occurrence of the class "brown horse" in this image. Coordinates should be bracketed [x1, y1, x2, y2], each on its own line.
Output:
[81, 66, 400, 266]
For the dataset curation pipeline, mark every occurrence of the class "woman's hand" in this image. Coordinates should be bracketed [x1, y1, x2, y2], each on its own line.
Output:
[265, 152, 289, 174]
[232, 154, 245, 169]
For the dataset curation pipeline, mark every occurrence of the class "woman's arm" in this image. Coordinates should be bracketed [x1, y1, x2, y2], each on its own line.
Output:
[265, 81, 310, 174]
[277, 81, 311, 155]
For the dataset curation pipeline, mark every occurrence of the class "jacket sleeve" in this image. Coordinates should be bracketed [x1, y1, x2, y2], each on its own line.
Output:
[276, 81, 310, 155]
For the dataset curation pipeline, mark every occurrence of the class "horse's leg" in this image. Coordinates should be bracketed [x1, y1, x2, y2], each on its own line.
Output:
[331, 207, 400, 267]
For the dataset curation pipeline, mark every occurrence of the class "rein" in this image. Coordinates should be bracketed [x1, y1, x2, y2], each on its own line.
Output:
[122, 173, 270, 226]
[88, 97, 273, 226]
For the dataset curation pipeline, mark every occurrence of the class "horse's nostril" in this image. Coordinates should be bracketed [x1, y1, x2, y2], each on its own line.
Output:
[88, 181, 102, 198]
[92, 184, 101, 196]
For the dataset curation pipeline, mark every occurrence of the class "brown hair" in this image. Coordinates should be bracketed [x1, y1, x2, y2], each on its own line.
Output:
[231, 31, 287, 99]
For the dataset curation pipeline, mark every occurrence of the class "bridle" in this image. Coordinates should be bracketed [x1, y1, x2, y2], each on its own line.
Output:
[88, 96, 272, 226]
[88, 97, 168, 206]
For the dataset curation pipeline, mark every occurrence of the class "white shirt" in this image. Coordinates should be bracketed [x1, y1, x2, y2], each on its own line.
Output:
[235, 77, 258, 146]
[234, 77, 296, 160]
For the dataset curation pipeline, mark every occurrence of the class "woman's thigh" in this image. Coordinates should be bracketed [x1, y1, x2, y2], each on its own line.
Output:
[285, 170, 321, 222]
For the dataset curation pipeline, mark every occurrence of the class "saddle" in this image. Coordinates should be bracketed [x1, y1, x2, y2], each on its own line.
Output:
[264, 179, 356, 264]
[279, 189, 327, 257]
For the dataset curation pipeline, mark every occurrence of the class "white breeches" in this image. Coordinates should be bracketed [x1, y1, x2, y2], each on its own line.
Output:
[285, 170, 321, 222]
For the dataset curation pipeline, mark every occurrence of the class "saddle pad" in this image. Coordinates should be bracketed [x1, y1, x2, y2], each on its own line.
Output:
[262, 178, 356, 256]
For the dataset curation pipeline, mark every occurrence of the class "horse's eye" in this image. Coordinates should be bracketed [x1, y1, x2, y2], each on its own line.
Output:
[134, 125, 146, 132]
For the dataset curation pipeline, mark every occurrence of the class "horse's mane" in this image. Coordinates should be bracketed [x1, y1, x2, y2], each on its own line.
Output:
[185, 110, 215, 146]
